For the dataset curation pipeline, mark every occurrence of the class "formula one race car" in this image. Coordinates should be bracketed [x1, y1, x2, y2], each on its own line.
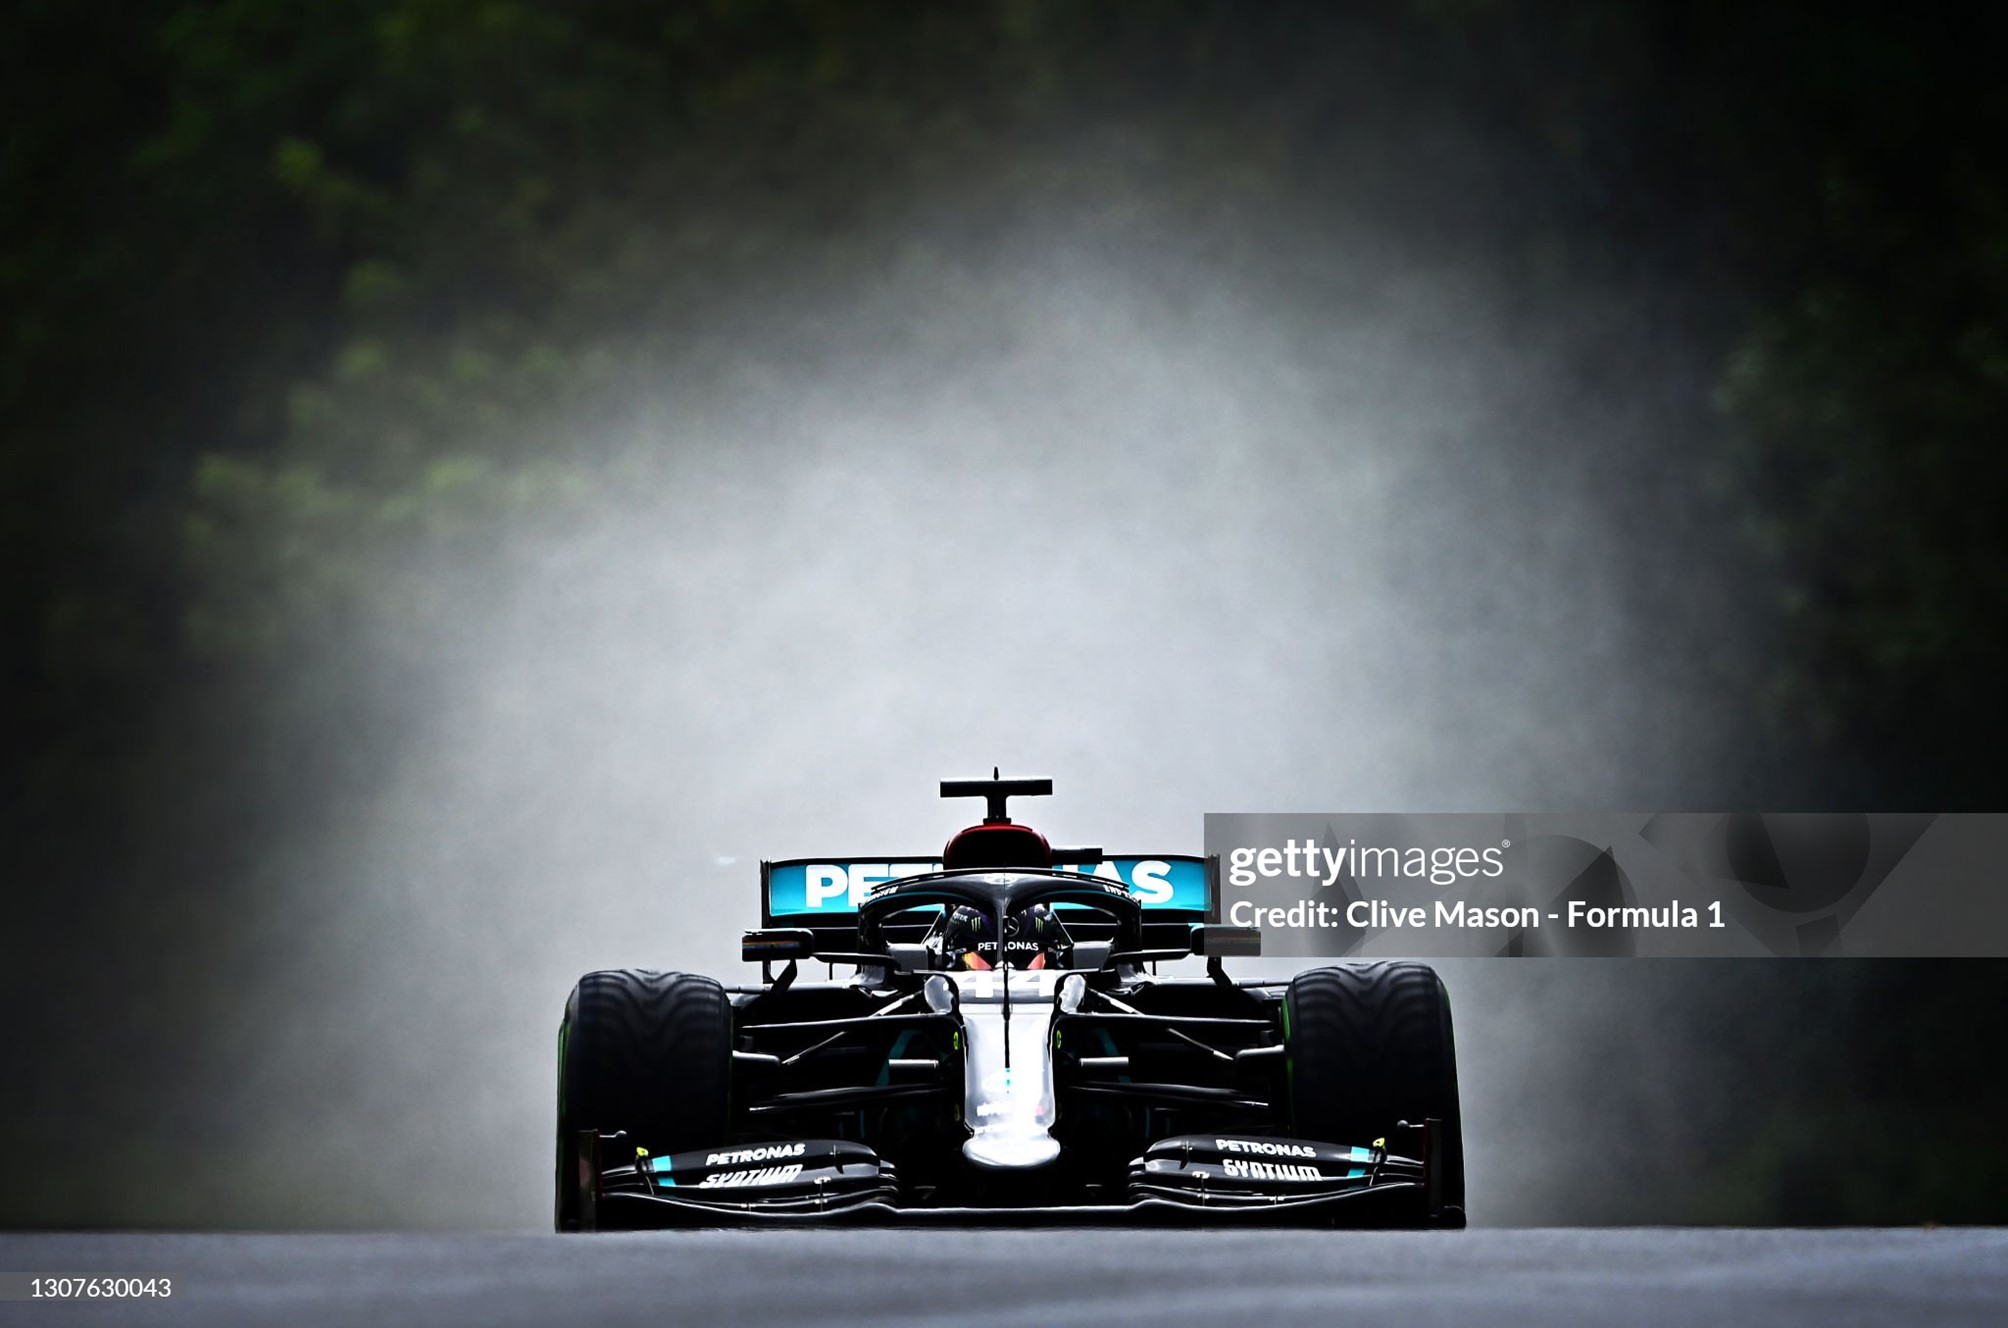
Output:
[555, 777, 1465, 1228]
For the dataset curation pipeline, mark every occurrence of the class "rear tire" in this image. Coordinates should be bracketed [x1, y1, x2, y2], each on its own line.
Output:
[1283, 961, 1465, 1224]
[554, 969, 732, 1231]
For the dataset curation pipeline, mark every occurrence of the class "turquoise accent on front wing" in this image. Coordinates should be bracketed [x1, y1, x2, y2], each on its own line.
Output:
[649, 1157, 678, 1185]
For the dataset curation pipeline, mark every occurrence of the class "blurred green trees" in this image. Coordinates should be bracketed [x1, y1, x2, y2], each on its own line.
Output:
[8, 2, 2002, 811]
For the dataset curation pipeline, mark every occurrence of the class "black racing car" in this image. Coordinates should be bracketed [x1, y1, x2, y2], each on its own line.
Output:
[555, 777, 1465, 1228]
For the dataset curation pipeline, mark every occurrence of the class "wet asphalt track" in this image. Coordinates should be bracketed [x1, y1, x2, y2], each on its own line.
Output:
[3, 1228, 2004, 1327]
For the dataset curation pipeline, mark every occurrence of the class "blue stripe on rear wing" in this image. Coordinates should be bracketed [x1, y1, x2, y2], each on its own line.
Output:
[762, 856, 1215, 923]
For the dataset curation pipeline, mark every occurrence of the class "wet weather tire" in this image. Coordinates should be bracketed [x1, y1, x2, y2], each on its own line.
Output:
[554, 969, 732, 1231]
[1283, 961, 1465, 1225]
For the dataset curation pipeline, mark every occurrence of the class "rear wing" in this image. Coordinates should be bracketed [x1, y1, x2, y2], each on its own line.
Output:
[760, 855, 1219, 929]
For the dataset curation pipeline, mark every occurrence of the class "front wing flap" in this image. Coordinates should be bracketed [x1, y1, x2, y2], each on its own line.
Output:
[576, 1124, 1456, 1229]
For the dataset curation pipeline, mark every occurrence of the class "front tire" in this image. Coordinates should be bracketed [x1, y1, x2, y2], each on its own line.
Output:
[554, 969, 732, 1231]
[1283, 961, 1465, 1224]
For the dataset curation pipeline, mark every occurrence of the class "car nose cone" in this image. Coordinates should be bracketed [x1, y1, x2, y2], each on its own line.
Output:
[963, 1130, 1062, 1170]
[957, 983, 1061, 1170]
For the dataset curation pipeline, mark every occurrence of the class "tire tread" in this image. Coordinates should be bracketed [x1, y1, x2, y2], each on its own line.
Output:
[555, 968, 731, 1229]
[1284, 960, 1465, 1218]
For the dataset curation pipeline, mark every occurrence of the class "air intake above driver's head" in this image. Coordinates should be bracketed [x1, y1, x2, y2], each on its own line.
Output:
[942, 822, 1053, 870]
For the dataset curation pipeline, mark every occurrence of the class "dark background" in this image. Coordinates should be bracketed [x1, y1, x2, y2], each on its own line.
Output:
[4, 1, 2004, 1228]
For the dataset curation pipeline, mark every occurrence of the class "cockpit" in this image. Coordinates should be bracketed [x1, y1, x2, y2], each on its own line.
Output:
[925, 901, 1073, 971]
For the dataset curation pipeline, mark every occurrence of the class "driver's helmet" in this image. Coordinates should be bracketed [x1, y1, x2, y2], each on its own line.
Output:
[941, 902, 1071, 971]
[1014, 903, 1069, 969]
[942, 905, 995, 968]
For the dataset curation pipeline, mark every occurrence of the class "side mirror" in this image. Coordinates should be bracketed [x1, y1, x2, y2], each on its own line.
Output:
[741, 929, 816, 962]
[1190, 924, 1261, 957]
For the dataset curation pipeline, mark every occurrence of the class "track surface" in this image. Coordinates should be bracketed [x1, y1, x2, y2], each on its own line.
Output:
[3, 1229, 2003, 1326]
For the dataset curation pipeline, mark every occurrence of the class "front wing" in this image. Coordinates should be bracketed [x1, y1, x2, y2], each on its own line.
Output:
[570, 1126, 1461, 1229]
